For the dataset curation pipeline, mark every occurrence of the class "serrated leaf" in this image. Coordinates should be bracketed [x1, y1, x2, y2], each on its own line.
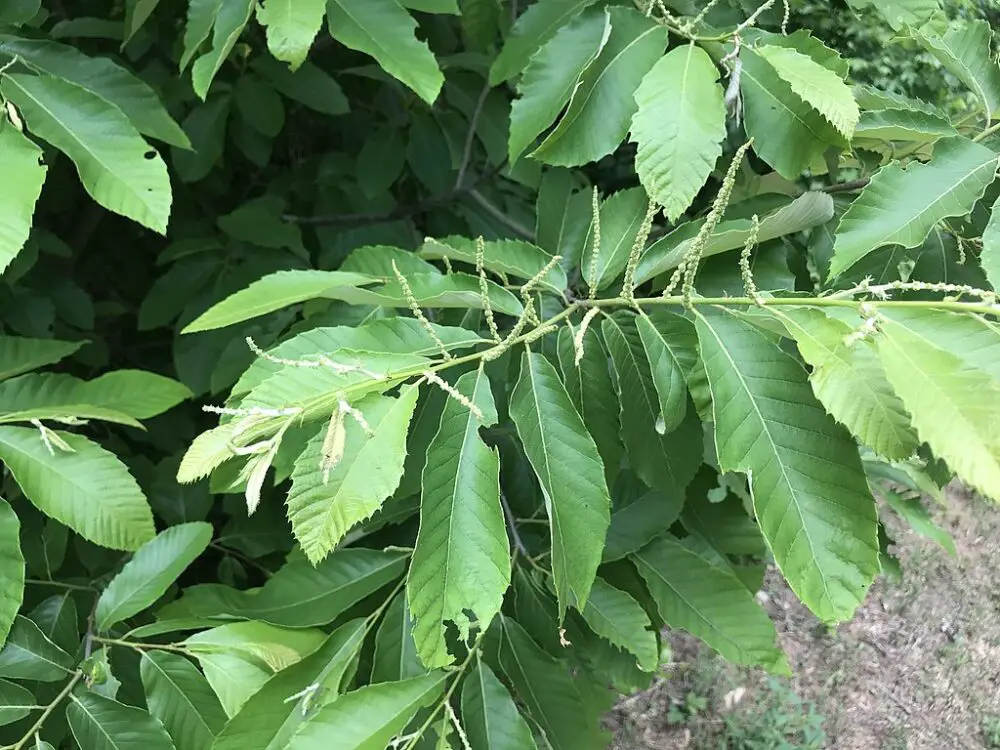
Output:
[326, 0, 443, 105]
[982, 195, 1000, 289]
[0, 615, 73, 681]
[408, 368, 510, 668]
[581, 187, 649, 291]
[853, 84, 944, 116]
[181, 270, 376, 333]
[189, 0, 255, 99]
[507, 8, 609, 163]
[0, 499, 23, 649]
[631, 43, 726, 221]
[286, 672, 447, 749]
[288, 389, 418, 564]
[535, 169, 592, 271]
[212, 619, 366, 750]
[0, 677, 34, 726]
[531, 7, 665, 167]
[846, 0, 940, 30]
[420, 236, 567, 293]
[67, 689, 176, 750]
[875, 315, 1000, 501]
[1, 73, 172, 234]
[756, 44, 859, 139]
[916, 19, 1000, 118]
[509, 351, 611, 616]
[330, 272, 524, 317]
[372, 593, 425, 683]
[765, 307, 918, 460]
[251, 56, 349, 115]
[0, 426, 155, 551]
[186, 621, 326, 717]
[635, 311, 690, 436]
[257, 0, 326, 71]
[490, 0, 599, 84]
[28, 594, 77, 654]
[877, 308, 1000, 382]
[694, 308, 879, 622]
[0, 36, 189, 148]
[461, 659, 538, 750]
[0, 336, 83, 382]
[140, 651, 226, 750]
[853, 108, 956, 143]
[125, 0, 162, 43]
[578, 577, 657, 671]
[632, 535, 786, 670]
[96, 522, 212, 632]
[881, 489, 956, 556]
[635, 191, 835, 286]
[0, 124, 46, 275]
[830, 137, 997, 279]
[602, 489, 684, 563]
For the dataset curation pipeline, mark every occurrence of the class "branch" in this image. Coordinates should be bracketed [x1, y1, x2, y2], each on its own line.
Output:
[456, 82, 491, 190]
[12, 672, 83, 750]
[821, 178, 870, 194]
[467, 189, 535, 240]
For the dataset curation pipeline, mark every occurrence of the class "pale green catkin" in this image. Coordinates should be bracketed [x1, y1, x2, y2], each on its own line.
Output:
[739, 214, 762, 302]
[476, 236, 501, 342]
[422, 370, 484, 421]
[573, 307, 601, 366]
[519, 253, 561, 328]
[483, 297, 535, 361]
[621, 199, 659, 303]
[319, 407, 346, 483]
[392, 259, 451, 360]
[587, 187, 602, 299]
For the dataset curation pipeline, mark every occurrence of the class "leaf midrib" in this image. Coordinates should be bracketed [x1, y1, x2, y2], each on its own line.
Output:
[142, 653, 215, 740]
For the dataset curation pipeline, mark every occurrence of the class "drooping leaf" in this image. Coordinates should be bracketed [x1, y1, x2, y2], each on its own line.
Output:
[28, 593, 78, 654]
[461, 658, 538, 750]
[420, 236, 567, 293]
[766, 307, 918, 460]
[251, 56, 349, 115]
[507, 8, 609, 163]
[287, 389, 418, 564]
[0, 123, 46, 275]
[285, 672, 447, 749]
[490, 0, 599, 84]
[0, 677, 34, 726]
[632, 536, 787, 670]
[125, 0, 162, 42]
[326, 0, 444, 105]
[535, 168, 593, 271]
[181, 270, 375, 333]
[0, 615, 74, 681]
[635, 311, 691, 436]
[509, 351, 611, 616]
[531, 7, 666, 167]
[140, 651, 226, 750]
[0, 426, 155, 551]
[602, 489, 684, 563]
[581, 187, 649, 292]
[408, 368, 510, 668]
[371, 593, 425, 684]
[0, 499, 24, 649]
[881, 489, 956, 556]
[96, 522, 212, 632]
[853, 108, 956, 143]
[830, 137, 998, 279]
[67, 689, 176, 750]
[916, 19, 1000, 118]
[694, 308, 880, 622]
[0, 336, 83, 382]
[1, 73, 172, 234]
[578, 577, 657, 672]
[212, 619, 366, 750]
[257, 0, 326, 71]
[188, 0, 255, 99]
[630, 43, 726, 221]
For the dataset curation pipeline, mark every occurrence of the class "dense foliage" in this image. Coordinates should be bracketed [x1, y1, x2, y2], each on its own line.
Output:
[1, 0, 1000, 747]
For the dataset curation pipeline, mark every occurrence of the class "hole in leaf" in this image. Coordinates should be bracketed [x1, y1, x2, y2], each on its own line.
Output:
[143, 150, 157, 160]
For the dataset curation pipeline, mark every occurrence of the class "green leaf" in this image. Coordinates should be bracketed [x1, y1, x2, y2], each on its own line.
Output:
[846, 0, 940, 30]
[632, 536, 787, 671]
[531, 7, 665, 167]
[186, 621, 326, 717]
[181, 270, 376, 333]
[0, 36, 189, 148]
[257, 0, 326, 71]
[498, 616, 606, 750]
[372, 593, 425, 683]
[140, 651, 226, 750]
[0, 615, 73, 681]
[80, 370, 191, 419]
[535, 169, 592, 271]
[286, 672, 447, 749]
[0, 0, 39, 24]
[490, 0, 599, 84]
[1, 74, 172, 234]
[0, 426, 155, 551]
[875, 315, 1000, 501]
[288, 388, 419, 564]
[96, 522, 212, 632]
[408, 368, 510, 668]
[189, 0, 255, 99]
[756, 44, 859, 139]
[326, 0, 444, 105]
[980, 195, 1000, 290]
[853, 108, 956, 143]
[213, 619, 366, 750]
[694, 308, 879, 622]
[125, 0, 162, 43]
[630, 43, 726, 221]
[635, 311, 691, 436]
[765, 307, 918, 460]
[681, 492, 768, 559]
[461, 659, 538, 750]
[581, 187, 649, 291]
[578, 577, 657, 672]
[830, 137, 998, 279]
[251, 56, 349, 115]
[0, 677, 34, 726]
[507, 8, 609, 163]
[0, 123, 46, 275]
[602, 489, 684, 563]
[67, 689, 176, 750]
[0, 336, 83, 382]
[881, 489, 956, 556]
[26, 594, 77, 654]
[329, 272, 524, 317]
[634, 191, 835, 286]
[420, 237, 567, 293]
[0, 499, 24, 649]
[509, 351, 611, 616]
[916, 19, 1000, 118]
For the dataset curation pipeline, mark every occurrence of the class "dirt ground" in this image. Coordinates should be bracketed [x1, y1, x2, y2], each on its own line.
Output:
[610, 484, 1000, 749]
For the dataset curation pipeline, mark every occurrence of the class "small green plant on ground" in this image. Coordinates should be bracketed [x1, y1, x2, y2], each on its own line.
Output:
[719, 679, 826, 750]
[983, 715, 1000, 748]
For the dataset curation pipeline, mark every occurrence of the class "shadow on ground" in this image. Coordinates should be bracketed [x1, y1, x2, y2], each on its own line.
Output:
[611, 485, 1000, 749]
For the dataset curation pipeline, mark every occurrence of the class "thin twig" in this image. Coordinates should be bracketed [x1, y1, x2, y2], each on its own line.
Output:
[822, 178, 870, 194]
[499, 492, 529, 556]
[456, 82, 492, 190]
[467, 189, 535, 240]
[11, 672, 83, 750]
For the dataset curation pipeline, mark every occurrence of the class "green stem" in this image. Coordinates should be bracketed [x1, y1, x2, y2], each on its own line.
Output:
[91, 636, 192, 655]
[973, 120, 1000, 142]
[402, 641, 482, 750]
[25, 579, 97, 593]
[11, 671, 82, 750]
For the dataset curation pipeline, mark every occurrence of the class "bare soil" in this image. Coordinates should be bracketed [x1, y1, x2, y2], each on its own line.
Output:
[610, 484, 1000, 749]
